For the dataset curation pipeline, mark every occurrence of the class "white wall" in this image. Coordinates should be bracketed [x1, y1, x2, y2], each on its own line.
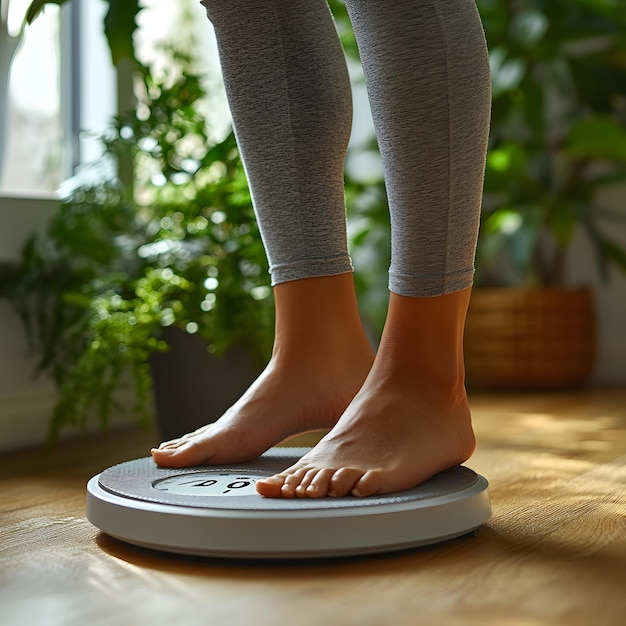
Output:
[0, 197, 59, 450]
[0, 302, 59, 449]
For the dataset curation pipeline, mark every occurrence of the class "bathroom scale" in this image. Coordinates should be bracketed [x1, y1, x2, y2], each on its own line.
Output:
[86, 448, 491, 559]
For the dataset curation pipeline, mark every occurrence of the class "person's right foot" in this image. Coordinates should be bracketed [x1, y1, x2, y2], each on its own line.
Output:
[255, 371, 475, 498]
[255, 288, 476, 499]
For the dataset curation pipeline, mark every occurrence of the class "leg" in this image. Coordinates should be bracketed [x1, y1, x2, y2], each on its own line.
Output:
[202, 0, 354, 284]
[256, 0, 491, 497]
[152, 1, 373, 467]
[257, 289, 476, 497]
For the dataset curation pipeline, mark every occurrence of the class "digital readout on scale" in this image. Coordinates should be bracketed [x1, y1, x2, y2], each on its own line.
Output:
[152, 472, 264, 496]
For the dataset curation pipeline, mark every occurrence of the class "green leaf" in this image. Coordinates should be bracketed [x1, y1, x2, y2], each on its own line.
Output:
[572, 0, 626, 23]
[601, 236, 626, 272]
[584, 219, 626, 281]
[510, 9, 549, 47]
[545, 202, 579, 247]
[566, 116, 626, 161]
[24, 0, 68, 25]
[103, 0, 141, 66]
[26, 0, 141, 66]
[486, 143, 527, 174]
[483, 208, 523, 235]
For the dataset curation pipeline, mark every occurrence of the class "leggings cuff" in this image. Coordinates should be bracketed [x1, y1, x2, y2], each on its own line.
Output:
[389, 267, 475, 298]
[270, 255, 354, 286]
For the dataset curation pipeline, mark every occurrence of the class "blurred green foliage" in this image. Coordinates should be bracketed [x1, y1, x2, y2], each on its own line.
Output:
[25, 0, 140, 66]
[0, 49, 273, 440]
[331, 0, 626, 287]
[10, 0, 626, 437]
[476, 0, 626, 286]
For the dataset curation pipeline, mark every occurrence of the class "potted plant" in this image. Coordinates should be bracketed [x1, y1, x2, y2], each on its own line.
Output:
[18, 0, 626, 404]
[332, 0, 626, 388]
[0, 49, 274, 441]
[6, 0, 382, 443]
[464, 0, 626, 389]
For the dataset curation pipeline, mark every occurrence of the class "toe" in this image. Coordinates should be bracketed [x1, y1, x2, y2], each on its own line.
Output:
[255, 474, 286, 498]
[280, 467, 309, 498]
[350, 470, 383, 497]
[151, 439, 211, 468]
[256, 474, 285, 498]
[153, 424, 213, 454]
[328, 467, 365, 497]
[306, 468, 337, 498]
[295, 469, 318, 497]
[256, 466, 311, 499]
[155, 437, 184, 450]
[257, 465, 326, 499]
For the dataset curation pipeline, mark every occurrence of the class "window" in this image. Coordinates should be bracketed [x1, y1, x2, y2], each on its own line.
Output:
[1, 0, 63, 195]
[0, 0, 115, 197]
[0, 0, 231, 450]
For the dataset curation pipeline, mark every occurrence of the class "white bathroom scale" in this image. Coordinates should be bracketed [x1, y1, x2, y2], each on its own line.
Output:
[86, 448, 491, 559]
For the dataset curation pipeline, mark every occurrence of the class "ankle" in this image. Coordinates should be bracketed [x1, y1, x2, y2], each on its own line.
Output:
[374, 288, 471, 401]
[272, 274, 373, 362]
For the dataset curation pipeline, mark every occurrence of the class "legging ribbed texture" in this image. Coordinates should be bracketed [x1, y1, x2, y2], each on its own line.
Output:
[200, 0, 491, 297]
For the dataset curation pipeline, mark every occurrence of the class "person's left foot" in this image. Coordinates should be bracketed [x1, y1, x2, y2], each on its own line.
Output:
[255, 370, 475, 498]
[151, 273, 375, 469]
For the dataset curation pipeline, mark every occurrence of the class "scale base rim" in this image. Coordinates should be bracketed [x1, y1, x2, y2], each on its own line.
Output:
[100, 526, 481, 559]
[86, 463, 491, 559]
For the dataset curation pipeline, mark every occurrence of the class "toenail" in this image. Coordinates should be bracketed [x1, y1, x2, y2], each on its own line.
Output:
[152, 448, 174, 455]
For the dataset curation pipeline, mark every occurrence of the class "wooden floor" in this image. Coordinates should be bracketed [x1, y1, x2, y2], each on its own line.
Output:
[1, 389, 625, 626]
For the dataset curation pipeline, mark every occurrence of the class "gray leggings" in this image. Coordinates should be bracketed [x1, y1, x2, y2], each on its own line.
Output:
[200, 0, 491, 297]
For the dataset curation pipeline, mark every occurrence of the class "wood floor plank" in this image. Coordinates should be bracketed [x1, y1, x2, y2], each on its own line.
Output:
[1, 390, 625, 626]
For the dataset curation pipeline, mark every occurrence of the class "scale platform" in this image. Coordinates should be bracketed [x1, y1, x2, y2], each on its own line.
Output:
[86, 448, 491, 559]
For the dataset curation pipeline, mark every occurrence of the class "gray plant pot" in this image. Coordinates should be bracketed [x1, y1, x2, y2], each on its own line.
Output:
[150, 328, 260, 440]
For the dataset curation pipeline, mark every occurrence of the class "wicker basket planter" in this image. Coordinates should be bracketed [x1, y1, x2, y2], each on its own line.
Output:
[464, 287, 596, 390]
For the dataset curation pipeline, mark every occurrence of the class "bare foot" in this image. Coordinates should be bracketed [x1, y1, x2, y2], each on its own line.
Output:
[255, 288, 476, 498]
[151, 274, 374, 468]
[150, 352, 373, 467]
[254, 373, 475, 498]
